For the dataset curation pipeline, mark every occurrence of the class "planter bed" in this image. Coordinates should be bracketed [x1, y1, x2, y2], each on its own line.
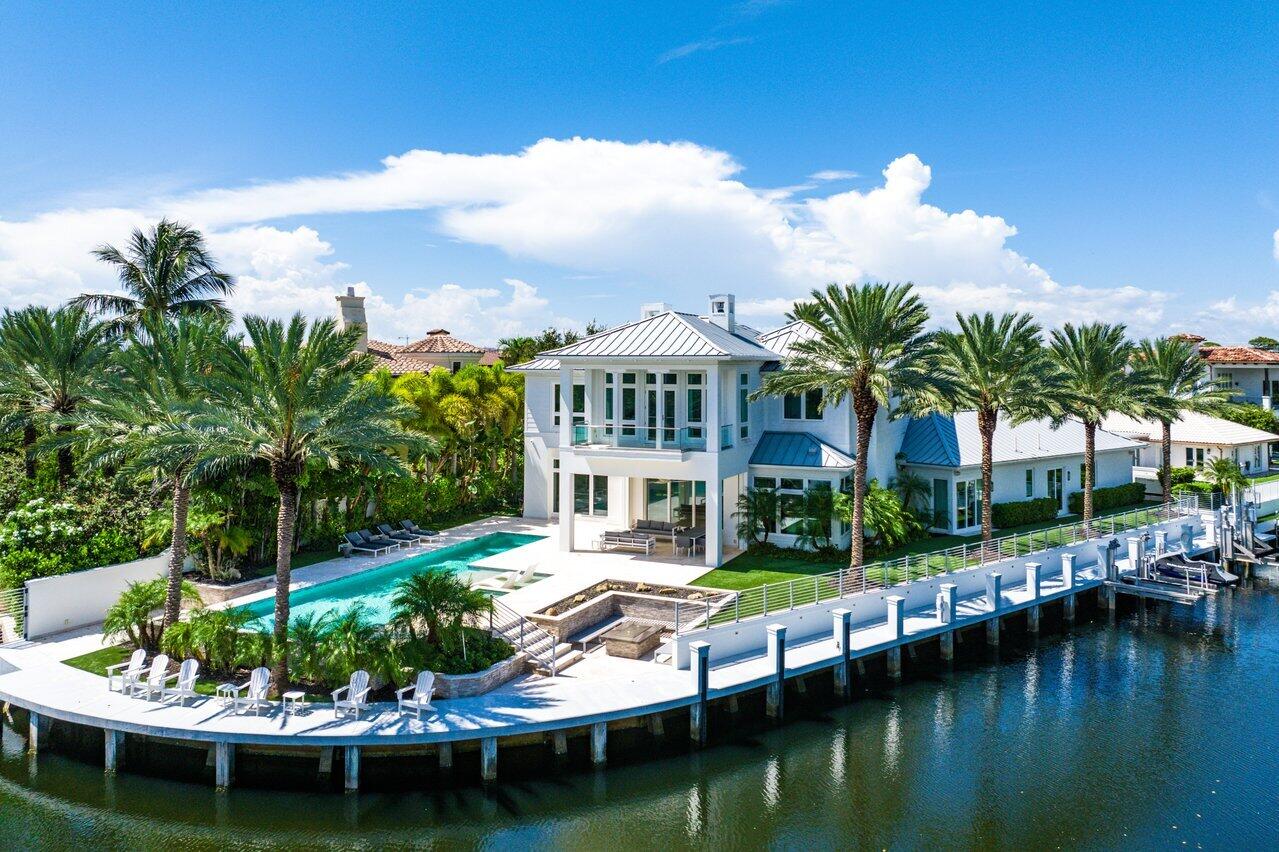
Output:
[530, 580, 716, 641]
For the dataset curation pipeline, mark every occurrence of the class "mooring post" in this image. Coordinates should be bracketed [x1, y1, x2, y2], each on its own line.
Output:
[344, 746, 360, 792]
[480, 737, 498, 782]
[1026, 562, 1042, 633]
[438, 741, 453, 770]
[590, 722, 608, 766]
[1127, 537, 1143, 576]
[552, 730, 568, 757]
[214, 741, 234, 791]
[1180, 524, 1195, 555]
[690, 640, 710, 746]
[765, 624, 786, 720]
[104, 729, 124, 774]
[1154, 530, 1168, 557]
[647, 713, 665, 738]
[832, 608, 852, 699]
[27, 711, 41, 754]
[886, 596, 905, 680]
[985, 572, 1002, 647]
[937, 583, 958, 624]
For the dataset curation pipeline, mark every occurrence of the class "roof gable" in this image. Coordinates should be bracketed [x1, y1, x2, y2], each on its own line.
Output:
[542, 311, 776, 360]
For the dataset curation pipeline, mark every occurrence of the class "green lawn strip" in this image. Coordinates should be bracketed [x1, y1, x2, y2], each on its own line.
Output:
[63, 645, 334, 702]
[693, 501, 1159, 591]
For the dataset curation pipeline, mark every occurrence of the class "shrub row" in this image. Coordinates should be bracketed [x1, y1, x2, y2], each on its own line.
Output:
[990, 497, 1059, 529]
[1171, 481, 1215, 497]
[1067, 482, 1147, 514]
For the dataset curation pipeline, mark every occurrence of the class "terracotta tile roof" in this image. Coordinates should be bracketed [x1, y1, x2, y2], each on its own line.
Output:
[1171, 332, 1206, 343]
[479, 348, 501, 366]
[1200, 345, 1279, 365]
[401, 329, 486, 354]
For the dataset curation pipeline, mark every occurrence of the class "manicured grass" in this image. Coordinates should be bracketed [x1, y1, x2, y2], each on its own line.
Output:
[692, 501, 1157, 592]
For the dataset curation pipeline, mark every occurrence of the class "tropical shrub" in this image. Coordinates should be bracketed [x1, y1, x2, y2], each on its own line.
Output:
[1066, 482, 1146, 514]
[838, 480, 926, 552]
[0, 500, 138, 588]
[1220, 402, 1279, 436]
[1168, 467, 1197, 486]
[103, 578, 201, 652]
[161, 606, 261, 677]
[734, 487, 779, 545]
[1172, 481, 1215, 498]
[990, 497, 1059, 528]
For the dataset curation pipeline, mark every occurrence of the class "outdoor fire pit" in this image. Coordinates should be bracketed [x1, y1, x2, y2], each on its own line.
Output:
[601, 621, 662, 659]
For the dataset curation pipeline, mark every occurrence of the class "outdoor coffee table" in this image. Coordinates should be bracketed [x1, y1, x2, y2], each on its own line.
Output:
[282, 690, 306, 717]
[601, 621, 662, 659]
[215, 683, 237, 707]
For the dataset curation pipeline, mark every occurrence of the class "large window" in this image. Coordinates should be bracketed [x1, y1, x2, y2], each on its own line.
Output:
[1047, 468, 1063, 506]
[760, 475, 836, 537]
[645, 479, 706, 527]
[955, 479, 982, 530]
[932, 478, 949, 528]
[739, 372, 749, 438]
[686, 373, 704, 440]
[574, 474, 609, 516]
[552, 458, 560, 512]
[1025, 468, 1034, 498]
[621, 373, 637, 436]
[1186, 447, 1206, 467]
[782, 388, 824, 420]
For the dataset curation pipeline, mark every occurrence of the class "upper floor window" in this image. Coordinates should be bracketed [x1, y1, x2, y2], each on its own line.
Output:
[1025, 468, 1034, 498]
[783, 388, 824, 420]
[739, 372, 750, 438]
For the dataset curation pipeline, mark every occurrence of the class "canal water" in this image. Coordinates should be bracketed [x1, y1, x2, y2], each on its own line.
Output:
[3, 582, 1278, 849]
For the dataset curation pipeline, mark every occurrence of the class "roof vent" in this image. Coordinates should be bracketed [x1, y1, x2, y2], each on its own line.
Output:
[641, 302, 672, 320]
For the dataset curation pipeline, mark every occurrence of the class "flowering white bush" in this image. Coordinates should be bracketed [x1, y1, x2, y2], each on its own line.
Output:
[0, 498, 86, 550]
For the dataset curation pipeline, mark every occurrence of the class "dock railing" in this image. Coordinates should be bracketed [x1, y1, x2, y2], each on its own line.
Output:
[674, 497, 1201, 635]
[0, 586, 26, 642]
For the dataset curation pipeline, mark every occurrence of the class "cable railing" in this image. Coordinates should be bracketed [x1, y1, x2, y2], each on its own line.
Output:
[487, 596, 559, 676]
[674, 497, 1202, 635]
[0, 586, 26, 643]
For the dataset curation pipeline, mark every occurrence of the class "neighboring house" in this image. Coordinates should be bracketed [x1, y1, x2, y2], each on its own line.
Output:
[1102, 411, 1276, 476]
[335, 287, 487, 375]
[1182, 334, 1279, 409]
[898, 413, 1143, 534]
[512, 293, 1147, 566]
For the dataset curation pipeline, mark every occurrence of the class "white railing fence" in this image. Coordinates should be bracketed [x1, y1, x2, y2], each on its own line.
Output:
[676, 497, 1202, 635]
[0, 586, 26, 642]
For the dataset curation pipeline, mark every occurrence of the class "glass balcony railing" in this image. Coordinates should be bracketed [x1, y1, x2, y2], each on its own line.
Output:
[721, 423, 735, 450]
[570, 424, 710, 451]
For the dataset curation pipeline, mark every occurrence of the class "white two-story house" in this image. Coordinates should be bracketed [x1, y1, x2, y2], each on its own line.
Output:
[514, 294, 1143, 566]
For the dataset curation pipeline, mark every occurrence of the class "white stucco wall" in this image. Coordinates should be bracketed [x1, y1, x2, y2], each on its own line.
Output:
[25, 550, 170, 639]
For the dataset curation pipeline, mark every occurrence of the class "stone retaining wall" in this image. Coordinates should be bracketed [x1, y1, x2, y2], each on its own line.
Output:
[433, 652, 529, 699]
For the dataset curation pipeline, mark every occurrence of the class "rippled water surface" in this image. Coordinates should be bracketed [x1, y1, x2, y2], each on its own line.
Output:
[4, 582, 1279, 849]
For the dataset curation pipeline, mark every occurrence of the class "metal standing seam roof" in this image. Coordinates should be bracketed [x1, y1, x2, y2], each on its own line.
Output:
[540, 311, 778, 360]
[506, 356, 561, 372]
[756, 319, 813, 358]
[1102, 411, 1279, 447]
[899, 412, 1143, 468]
[749, 431, 855, 469]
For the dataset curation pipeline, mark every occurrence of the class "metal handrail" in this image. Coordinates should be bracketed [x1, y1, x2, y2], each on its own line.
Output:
[0, 586, 26, 642]
[487, 596, 559, 676]
[675, 497, 1200, 635]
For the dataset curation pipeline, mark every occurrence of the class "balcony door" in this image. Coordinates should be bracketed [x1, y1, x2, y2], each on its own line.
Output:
[1047, 468, 1064, 511]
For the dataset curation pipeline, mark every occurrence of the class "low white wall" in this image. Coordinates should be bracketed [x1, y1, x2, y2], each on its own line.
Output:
[672, 515, 1201, 668]
[25, 550, 170, 639]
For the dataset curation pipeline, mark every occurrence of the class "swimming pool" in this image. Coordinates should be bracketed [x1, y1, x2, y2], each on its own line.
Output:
[236, 532, 544, 628]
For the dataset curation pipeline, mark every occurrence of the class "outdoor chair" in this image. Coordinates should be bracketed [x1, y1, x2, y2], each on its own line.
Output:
[359, 528, 405, 550]
[106, 648, 147, 692]
[343, 531, 392, 556]
[130, 654, 171, 700]
[378, 522, 423, 545]
[231, 667, 272, 715]
[333, 669, 372, 719]
[396, 670, 435, 719]
[401, 520, 439, 538]
[160, 658, 201, 706]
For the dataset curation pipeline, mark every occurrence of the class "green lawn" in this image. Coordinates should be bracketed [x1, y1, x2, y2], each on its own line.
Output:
[692, 501, 1156, 591]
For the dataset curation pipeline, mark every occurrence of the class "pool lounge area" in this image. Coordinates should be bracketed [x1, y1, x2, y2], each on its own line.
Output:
[236, 532, 545, 627]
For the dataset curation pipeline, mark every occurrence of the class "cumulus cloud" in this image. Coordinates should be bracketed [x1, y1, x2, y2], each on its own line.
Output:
[0, 137, 1182, 339]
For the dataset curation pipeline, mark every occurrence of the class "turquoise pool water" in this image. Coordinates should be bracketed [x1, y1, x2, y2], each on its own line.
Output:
[236, 532, 543, 628]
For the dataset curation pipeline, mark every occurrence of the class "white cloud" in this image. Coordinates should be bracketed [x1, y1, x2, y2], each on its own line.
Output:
[808, 169, 859, 181]
[0, 138, 1184, 339]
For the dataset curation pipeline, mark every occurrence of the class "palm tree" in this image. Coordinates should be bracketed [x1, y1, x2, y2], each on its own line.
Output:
[74, 219, 234, 336]
[931, 312, 1062, 543]
[1133, 337, 1234, 505]
[1049, 323, 1158, 530]
[733, 487, 780, 546]
[0, 305, 115, 483]
[190, 314, 417, 691]
[61, 315, 229, 629]
[756, 282, 943, 570]
[1206, 456, 1247, 495]
[391, 568, 492, 660]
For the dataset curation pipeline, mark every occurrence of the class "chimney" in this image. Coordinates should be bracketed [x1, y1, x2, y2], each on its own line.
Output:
[335, 286, 368, 353]
[641, 302, 673, 320]
[707, 294, 736, 334]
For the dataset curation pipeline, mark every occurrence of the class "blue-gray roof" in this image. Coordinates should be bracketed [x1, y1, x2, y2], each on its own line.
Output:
[749, 431, 855, 469]
[899, 412, 1143, 468]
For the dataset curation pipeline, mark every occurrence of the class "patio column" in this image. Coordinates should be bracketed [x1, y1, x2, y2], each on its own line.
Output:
[705, 477, 722, 567]
[706, 366, 721, 452]
[558, 466, 575, 552]
[558, 365, 574, 450]
[655, 370, 665, 449]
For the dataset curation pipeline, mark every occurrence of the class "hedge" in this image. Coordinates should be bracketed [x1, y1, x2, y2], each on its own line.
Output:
[1171, 481, 1215, 498]
[991, 497, 1059, 529]
[1067, 482, 1147, 514]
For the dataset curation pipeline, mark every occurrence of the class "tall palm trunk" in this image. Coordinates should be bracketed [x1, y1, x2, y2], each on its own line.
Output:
[55, 424, 74, 484]
[977, 407, 997, 544]
[1160, 419, 1173, 505]
[1082, 421, 1096, 533]
[22, 424, 36, 479]
[850, 388, 877, 571]
[271, 473, 300, 695]
[162, 479, 191, 630]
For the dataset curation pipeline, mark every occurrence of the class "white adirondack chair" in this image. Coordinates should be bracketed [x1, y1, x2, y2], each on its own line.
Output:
[130, 654, 170, 700]
[333, 669, 371, 719]
[231, 666, 272, 715]
[105, 648, 146, 692]
[396, 671, 436, 719]
[160, 658, 201, 706]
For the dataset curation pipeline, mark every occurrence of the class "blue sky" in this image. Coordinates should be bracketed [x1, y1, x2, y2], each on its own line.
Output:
[2, 1, 1279, 344]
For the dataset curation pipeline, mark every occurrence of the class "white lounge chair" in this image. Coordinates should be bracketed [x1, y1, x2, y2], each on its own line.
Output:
[130, 654, 170, 700]
[231, 666, 272, 715]
[106, 648, 146, 692]
[494, 562, 538, 589]
[160, 658, 200, 706]
[396, 671, 435, 719]
[333, 669, 371, 719]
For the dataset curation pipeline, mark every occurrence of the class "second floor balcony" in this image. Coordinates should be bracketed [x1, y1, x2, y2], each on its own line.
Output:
[570, 423, 738, 453]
